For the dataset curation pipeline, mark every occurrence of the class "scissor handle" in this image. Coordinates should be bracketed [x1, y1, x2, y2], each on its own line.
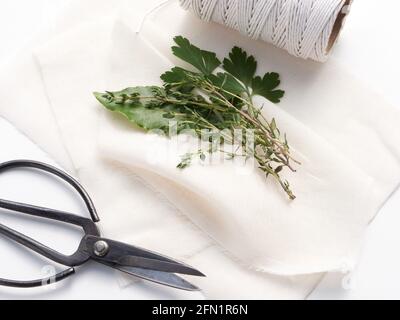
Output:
[0, 268, 75, 288]
[0, 160, 100, 222]
[0, 160, 100, 288]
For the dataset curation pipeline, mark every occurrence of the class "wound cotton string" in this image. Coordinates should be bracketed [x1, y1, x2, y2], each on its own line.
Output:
[180, 0, 353, 62]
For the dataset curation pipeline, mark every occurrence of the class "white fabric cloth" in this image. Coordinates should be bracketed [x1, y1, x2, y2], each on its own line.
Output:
[0, 0, 399, 299]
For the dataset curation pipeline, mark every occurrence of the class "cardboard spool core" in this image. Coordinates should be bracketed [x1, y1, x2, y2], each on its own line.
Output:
[327, 0, 352, 53]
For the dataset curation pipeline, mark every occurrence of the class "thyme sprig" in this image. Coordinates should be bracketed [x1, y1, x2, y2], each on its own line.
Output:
[94, 36, 299, 199]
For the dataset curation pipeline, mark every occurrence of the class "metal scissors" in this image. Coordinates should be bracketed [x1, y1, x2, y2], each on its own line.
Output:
[0, 160, 204, 291]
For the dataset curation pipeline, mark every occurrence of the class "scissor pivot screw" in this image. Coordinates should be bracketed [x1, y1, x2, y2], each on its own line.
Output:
[94, 240, 109, 257]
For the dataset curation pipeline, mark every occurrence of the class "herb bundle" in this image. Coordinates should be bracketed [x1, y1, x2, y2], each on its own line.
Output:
[94, 36, 299, 199]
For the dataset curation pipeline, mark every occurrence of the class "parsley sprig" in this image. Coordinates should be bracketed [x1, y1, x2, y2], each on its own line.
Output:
[94, 36, 299, 200]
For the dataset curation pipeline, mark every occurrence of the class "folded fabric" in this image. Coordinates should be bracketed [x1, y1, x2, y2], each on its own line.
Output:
[0, 0, 399, 299]
[97, 24, 374, 275]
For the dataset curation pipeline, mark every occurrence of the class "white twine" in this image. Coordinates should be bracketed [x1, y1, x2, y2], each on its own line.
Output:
[180, 0, 351, 62]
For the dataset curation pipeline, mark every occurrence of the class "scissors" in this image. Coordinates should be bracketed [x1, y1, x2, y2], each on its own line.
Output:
[0, 160, 204, 291]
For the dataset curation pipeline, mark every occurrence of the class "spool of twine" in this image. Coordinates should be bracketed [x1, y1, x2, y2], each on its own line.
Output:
[180, 0, 353, 62]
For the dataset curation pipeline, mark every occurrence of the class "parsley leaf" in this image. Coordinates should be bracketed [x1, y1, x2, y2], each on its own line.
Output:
[160, 66, 196, 93]
[252, 73, 285, 103]
[160, 66, 190, 84]
[172, 36, 221, 75]
[222, 47, 284, 103]
[208, 72, 245, 98]
[223, 46, 257, 87]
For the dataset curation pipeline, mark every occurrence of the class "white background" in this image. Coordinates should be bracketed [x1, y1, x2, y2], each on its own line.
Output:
[1, 0, 400, 300]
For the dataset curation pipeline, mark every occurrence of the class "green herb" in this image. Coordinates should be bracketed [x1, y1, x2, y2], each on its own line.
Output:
[94, 36, 299, 200]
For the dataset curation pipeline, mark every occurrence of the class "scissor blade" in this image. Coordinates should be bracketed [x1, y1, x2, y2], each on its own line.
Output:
[118, 255, 205, 277]
[114, 265, 200, 291]
[85, 236, 205, 280]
